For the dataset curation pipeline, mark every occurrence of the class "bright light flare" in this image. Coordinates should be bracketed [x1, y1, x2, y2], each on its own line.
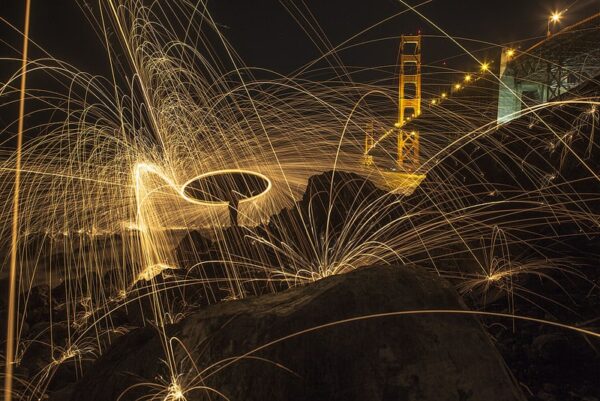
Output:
[550, 12, 562, 23]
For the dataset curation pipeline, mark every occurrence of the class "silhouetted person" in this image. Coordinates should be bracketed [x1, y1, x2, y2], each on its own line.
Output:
[227, 189, 241, 227]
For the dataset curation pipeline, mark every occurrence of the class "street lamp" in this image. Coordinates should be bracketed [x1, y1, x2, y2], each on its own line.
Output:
[547, 12, 562, 37]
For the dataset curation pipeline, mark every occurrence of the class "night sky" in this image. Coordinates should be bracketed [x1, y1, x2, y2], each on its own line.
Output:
[2, 1, 599, 83]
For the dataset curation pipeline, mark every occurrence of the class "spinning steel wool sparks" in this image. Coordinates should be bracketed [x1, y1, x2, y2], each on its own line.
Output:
[1, 1, 599, 400]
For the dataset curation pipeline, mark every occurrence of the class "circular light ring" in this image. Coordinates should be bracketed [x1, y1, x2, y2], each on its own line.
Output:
[181, 169, 272, 206]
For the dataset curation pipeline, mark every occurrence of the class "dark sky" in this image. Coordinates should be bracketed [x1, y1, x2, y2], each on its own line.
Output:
[2, 1, 599, 81]
[208, 0, 599, 72]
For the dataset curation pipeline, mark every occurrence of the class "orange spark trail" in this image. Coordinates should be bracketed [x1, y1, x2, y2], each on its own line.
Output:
[4, 1, 31, 400]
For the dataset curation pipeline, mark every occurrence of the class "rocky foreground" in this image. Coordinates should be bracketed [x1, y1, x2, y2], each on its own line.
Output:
[1, 171, 598, 401]
[70, 265, 526, 401]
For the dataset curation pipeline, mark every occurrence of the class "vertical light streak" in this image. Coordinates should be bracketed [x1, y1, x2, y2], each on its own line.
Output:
[4, 0, 31, 400]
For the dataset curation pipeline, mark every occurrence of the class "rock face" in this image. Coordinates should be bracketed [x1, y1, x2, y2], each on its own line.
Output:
[72, 265, 525, 401]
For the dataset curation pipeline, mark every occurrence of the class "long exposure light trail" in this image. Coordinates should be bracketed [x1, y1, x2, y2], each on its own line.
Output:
[4, 1, 31, 400]
[0, 1, 598, 399]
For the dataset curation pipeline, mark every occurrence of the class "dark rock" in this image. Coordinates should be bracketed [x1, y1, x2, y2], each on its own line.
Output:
[532, 333, 569, 362]
[542, 383, 558, 394]
[48, 359, 77, 391]
[536, 391, 558, 401]
[49, 383, 76, 401]
[174, 230, 213, 266]
[29, 321, 52, 338]
[72, 325, 161, 401]
[72, 265, 525, 401]
[51, 271, 102, 305]
[20, 341, 52, 373]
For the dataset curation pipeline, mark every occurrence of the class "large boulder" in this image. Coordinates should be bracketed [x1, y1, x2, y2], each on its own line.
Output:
[71, 265, 525, 401]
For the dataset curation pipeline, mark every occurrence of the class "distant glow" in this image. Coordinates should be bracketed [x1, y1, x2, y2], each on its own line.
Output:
[464, 74, 472, 82]
[550, 12, 562, 23]
[454, 83, 462, 90]
[506, 49, 515, 58]
[441, 92, 447, 98]
[480, 62, 489, 72]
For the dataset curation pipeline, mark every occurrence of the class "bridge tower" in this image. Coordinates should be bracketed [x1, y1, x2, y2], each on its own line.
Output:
[397, 34, 421, 170]
[362, 121, 375, 166]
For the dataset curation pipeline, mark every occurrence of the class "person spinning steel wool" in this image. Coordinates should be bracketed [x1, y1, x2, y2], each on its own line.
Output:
[226, 189, 242, 227]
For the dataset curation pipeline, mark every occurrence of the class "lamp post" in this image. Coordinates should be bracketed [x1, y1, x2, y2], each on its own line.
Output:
[547, 12, 562, 37]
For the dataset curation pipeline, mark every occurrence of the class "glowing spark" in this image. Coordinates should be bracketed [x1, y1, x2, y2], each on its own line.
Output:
[136, 263, 178, 283]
